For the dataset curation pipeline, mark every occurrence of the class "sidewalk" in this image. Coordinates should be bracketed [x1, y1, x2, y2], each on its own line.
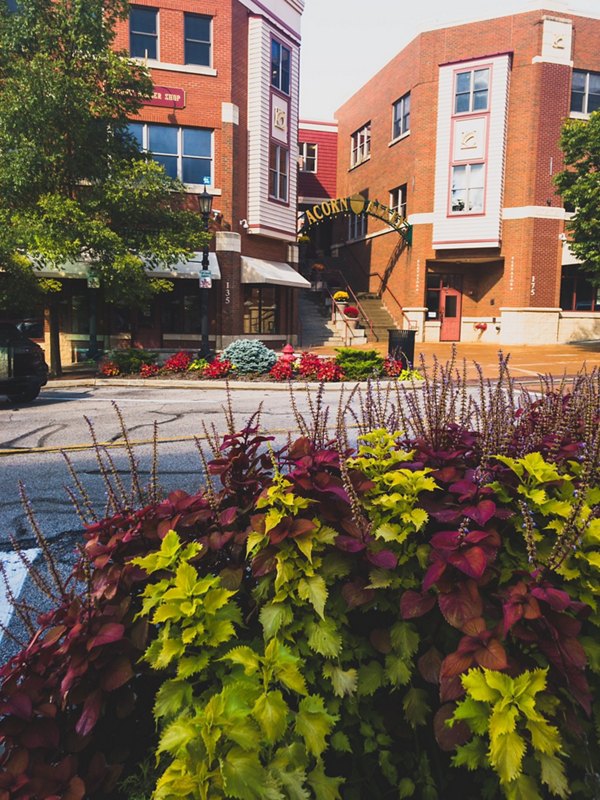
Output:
[49, 340, 600, 388]
[309, 340, 600, 381]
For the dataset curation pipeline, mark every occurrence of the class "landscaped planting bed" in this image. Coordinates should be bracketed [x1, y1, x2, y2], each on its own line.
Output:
[1, 358, 600, 799]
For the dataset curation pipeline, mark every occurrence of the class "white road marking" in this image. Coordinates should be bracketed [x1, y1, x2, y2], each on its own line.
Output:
[0, 548, 41, 646]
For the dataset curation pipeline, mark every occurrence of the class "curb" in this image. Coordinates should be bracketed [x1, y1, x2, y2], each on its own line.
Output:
[44, 378, 423, 392]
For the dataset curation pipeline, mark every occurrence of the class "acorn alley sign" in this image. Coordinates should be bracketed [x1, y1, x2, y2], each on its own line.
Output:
[301, 194, 412, 245]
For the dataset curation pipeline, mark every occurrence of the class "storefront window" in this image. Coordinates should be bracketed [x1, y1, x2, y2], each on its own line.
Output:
[243, 286, 277, 334]
[560, 268, 600, 311]
[161, 293, 201, 333]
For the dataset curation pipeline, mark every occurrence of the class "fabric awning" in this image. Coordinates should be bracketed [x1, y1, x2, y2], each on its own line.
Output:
[241, 256, 311, 288]
[33, 252, 221, 280]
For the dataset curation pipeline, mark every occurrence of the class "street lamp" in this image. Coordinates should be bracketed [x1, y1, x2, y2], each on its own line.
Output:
[198, 186, 213, 358]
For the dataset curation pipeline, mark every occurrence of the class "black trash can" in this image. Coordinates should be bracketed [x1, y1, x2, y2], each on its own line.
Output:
[388, 329, 416, 369]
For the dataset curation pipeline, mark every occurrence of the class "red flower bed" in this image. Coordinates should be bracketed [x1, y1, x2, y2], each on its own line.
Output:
[163, 351, 192, 372]
[203, 357, 232, 378]
[269, 360, 295, 381]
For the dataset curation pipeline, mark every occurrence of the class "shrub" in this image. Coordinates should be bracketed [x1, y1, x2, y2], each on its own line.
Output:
[203, 356, 232, 378]
[222, 339, 277, 374]
[297, 351, 322, 380]
[105, 347, 157, 375]
[139, 362, 160, 378]
[163, 351, 193, 373]
[343, 305, 359, 319]
[187, 357, 209, 373]
[334, 347, 384, 380]
[98, 358, 120, 376]
[3, 363, 600, 799]
[269, 359, 295, 381]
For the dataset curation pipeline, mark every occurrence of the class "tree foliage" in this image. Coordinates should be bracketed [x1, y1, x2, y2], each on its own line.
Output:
[0, 0, 208, 312]
[555, 110, 600, 279]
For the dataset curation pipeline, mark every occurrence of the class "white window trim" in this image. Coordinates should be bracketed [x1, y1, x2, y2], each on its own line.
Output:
[570, 69, 600, 116]
[130, 5, 159, 62]
[454, 67, 490, 115]
[389, 184, 407, 218]
[299, 142, 318, 173]
[132, 57, 216, 77]
[184, 13, 212, 68]
[132, 122, 214, 189]
[391, 93, 410, 141]
[347, 214, 367, 241]
[271, 40, 291, 95]
[450, 163, 485, 215]
[350, 123, 371, 168]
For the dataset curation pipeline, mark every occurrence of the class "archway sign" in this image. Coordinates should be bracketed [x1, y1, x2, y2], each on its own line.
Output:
[300, 193, 412, 245]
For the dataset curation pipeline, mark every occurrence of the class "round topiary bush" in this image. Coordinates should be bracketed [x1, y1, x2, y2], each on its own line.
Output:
[222, 339, 277, 374]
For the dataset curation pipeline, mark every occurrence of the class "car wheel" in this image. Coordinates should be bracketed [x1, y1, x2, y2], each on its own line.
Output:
[7, 386, 41, 404]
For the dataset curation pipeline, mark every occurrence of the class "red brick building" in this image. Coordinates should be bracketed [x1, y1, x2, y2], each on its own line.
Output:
[45, 0, 308, 363]
[312, 5, 600, 344]
[297, 120, 338, 262]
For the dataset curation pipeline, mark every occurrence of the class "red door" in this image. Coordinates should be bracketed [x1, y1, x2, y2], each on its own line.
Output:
[439, 287, 462, 341]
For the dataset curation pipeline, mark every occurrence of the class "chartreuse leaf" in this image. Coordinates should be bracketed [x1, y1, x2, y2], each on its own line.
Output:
[252, 691, 289, 743]
[581, 636, 600, 673]
[260, 602, 293, 639]
[525, 717, 563, 755]
[357, 660, 384, 696]
[452, 737, 487, 771]
[385, 654, 412, 686]
[537, 752, 569, 798]
[220, 646, 261, 675]
[398, 777, 416, 798]
[154, 679, 193, 720]
[220, 746, 268, 799]
[505, 774, 543, 800]
[402, 687, 430, 728]
[330, 731, 352, 753]
[323, 663, 358, 697]
[297, 574, 328, 618]
[307, 762, 343, 800]
[157, 715, 198, 758]
[294, 695, 337, 757]
[450, 698, 489, 736]
[489, 730, 527, 784]
[306, 618, 342, 657]
[390, 621, 419, 658]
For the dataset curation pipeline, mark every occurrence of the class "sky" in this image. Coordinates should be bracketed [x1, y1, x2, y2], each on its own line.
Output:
[299, 0, 600, 120]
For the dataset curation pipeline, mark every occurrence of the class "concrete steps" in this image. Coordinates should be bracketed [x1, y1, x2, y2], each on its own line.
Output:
[356, 295, 401, 344]
[299, 292, 367, 348]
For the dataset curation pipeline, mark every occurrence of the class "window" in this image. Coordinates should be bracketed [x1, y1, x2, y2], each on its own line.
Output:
[299, 142, 317, 172]
[128, 123, 212, 185]
[571, 70, 600, 115]
[389, 184, 407, 219]
[269, 143, 288, 201]
[392, 93, 410, 139]
[348, 214, 367, 241]
[560, 266, 600, 311]
[454, 68, 489, 114]
[271, 40, 290, 94]
[350, 123, 371, 167]
[451, 163, 484, 213]
[426, 274, 462, 319]
[130, 6, 158, 60]
[243, 286, 277, 334]
[184, 13, 211, 66]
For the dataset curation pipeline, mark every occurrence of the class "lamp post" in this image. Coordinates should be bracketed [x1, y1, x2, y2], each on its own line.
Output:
[198, 186, 213, 359]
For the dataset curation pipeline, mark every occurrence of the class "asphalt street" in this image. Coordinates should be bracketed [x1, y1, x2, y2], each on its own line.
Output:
[0, 381, 391, 659]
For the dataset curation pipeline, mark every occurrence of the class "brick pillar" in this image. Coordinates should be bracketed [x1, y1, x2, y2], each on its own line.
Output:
[215, 231, 242, 348]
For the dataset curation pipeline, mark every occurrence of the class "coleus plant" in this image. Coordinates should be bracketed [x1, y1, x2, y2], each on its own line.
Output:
[1, 372, 600, 799]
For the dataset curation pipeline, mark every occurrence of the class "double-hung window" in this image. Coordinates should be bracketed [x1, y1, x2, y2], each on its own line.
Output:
[451, 163, 484, 213]
[184, 13, 211, 66]
[348, 214, 367, 241]
[571, 70, 600, 115]
[389, 184, 407, 219]
[269, 143, 288, 201]
[350, 123, 370, 167]
[392, 93, 410, 139]
[128, 123, 212, 185]
[271, 40, 290, 94]
[129, 6, 158, 60]
[454, 68, 489, 113]
[299, 142, 317, 173]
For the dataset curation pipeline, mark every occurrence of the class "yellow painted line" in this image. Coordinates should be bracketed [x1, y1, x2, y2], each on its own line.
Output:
[0, 425, 357, 457]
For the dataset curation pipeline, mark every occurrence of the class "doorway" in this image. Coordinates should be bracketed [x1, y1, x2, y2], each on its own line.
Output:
[426, 273, 463, 341]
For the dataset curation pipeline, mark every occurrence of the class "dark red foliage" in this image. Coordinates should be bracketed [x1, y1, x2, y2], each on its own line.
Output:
[162, 350, 192, 373]
[269, 359, 295, 381]
[203, 357, 232, 378]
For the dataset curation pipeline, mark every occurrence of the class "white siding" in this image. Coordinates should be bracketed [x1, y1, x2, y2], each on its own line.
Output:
[432, 54, 510, 249]
[246, 17, 299, 240]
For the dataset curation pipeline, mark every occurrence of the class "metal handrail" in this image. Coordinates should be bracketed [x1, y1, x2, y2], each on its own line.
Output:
[324, 286, 362, 347]
[326, 269, 378, 342]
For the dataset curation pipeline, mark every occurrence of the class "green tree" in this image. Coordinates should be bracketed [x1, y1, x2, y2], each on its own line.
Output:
[0, 0, 208, 372]
[555, 110, 600, 278]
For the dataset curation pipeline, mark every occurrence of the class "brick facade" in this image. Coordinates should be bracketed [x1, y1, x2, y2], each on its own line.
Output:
[325, 6, 600, 344]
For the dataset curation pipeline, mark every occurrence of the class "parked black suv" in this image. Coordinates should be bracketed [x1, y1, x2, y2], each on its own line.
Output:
[0, 322, 49, 403]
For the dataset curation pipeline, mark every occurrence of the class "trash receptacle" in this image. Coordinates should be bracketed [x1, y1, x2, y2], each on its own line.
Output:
[388, 329, 416, 369]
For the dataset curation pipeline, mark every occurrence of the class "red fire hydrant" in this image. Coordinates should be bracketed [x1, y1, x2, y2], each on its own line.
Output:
[281, 344, 295, 362]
